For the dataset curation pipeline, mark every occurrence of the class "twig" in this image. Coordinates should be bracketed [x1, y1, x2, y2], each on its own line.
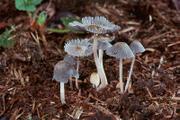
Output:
[118, 27, 135, 35]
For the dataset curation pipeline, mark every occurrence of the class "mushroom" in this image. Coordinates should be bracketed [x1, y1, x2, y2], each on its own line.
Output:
[90, 72, 100, 89]
[63, 54, 76, 65]
[98, 41, 112, 65]
[82, 16, 120, 34]
[69, 16, 120, 34]
[106, 42, 134, 93]
[124, 40, 145, 92]
[64, 39, 93, 89]
[63, 55, 76, 89]
[95, 36, 114, 90]
[53, 60, 79, 104]
[69, 16, 120, 90]
[96, 36, 114, 67]
[88, 36, 114, 84]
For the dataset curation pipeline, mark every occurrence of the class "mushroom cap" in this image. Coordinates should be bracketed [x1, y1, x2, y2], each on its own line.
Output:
[130, 40, 145, 54]
[69, 16, 120, 34]
[64, 39, 93, 57]
[53, 61, 79, 83]
[106, 42, 134, 59]
[88, 36, 114, 50]
[63, 55, 76, 66]
[90, 72, 100, 88]
[82, 16, 120, 34]
[97, 41, 112, 50]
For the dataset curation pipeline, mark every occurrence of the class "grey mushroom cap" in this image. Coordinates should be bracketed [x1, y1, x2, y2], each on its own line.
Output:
[63, 55, 76, 66]
[82, 16, 120, 34]
[53, 61, 79, 83]
[69, 16, 120, 34]
[64, 39, 93, 57]
[97, 41, 112, 50]
[130, 40, 145, 54]
[106, 42, 134, 59]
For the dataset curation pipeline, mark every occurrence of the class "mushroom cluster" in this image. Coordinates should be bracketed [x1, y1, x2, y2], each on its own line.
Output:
[69, 16, 120, 90]
[53, 55, 79, 104]
[53, 16, 145, 104]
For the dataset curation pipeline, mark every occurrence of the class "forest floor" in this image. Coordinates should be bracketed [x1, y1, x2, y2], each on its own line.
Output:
[0, 0, 179, 120]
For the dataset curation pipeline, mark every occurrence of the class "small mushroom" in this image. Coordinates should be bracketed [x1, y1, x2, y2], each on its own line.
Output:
[64, 39, 92, 89]
[106, 42, 134, 93]
[63, 54, 76, 66]
[94, 36, 114, 90]
[98, 40, 112, 67]
[53, 60, 79, 104]
[124, 40, 145, 92]
[90, 72, 100, 89]
[96, 36, 114, 65]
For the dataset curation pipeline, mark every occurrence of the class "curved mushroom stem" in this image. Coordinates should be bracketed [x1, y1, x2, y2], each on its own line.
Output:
[93, 39, 108, 90]
[60, 82, 66, 104]
[75, 58, 80, 89]
[124, 57, 135, 92]
[119, 59, 124, 93]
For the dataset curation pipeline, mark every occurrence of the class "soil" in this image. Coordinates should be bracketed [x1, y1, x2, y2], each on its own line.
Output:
[0, 0, 179, 120]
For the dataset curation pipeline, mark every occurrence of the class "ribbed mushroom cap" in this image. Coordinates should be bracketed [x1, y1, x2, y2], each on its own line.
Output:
[106, 42, 134, 59]
[82, 16, 120, 34]
[64, 39, 93, 57]
[130, 40, 145, 54]
[97, 41, 112, 50]
[69, 16, 120, 34]
[53, 61, 79, 83]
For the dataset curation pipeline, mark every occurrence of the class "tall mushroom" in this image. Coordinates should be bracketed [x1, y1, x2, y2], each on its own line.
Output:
[106, 42, 134, 93]
[96, 36, 114, 68]
[64, 39, 93, 89]
[69, 16, 120, 90]
[96, 36, 114, 90]
[124, 40, 145, 92]
[53, 60, 79, 104]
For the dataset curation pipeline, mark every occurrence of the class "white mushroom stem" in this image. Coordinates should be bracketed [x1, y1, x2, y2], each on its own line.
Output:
[99, 49, 103, 66]
[60, 82, 66, 104]
[119, 59, 124, 93]
[93, 39, 108, 90]
[75, 58, 80, 89]
[124, 57, 135, 92]
[98, 49, 107, 84]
